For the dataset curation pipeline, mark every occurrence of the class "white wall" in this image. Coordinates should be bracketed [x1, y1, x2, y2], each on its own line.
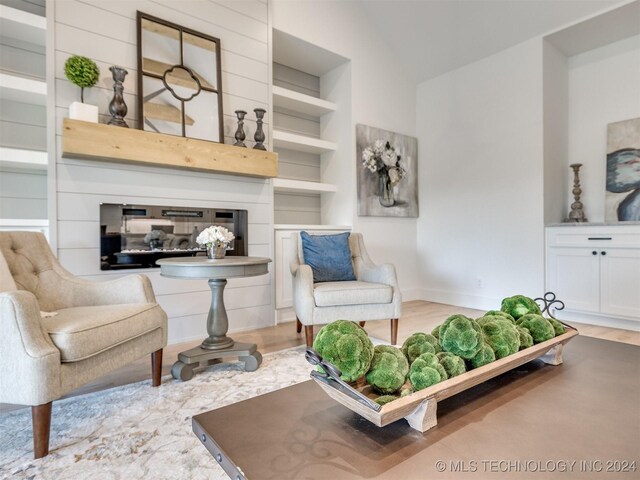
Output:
[271, 0, 421, 298]
[52, 0, 274, 344]
[567, 34, 640, 222]
[416, 39, 546, 310]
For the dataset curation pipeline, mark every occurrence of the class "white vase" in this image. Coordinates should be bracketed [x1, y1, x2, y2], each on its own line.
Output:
[69, 102, 98, 123]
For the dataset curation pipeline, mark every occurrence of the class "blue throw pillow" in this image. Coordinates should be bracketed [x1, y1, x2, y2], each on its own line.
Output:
[300, 231, 356, 283]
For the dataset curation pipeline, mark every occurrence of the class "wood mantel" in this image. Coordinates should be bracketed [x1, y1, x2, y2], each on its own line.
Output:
[61, 119, 278, 178]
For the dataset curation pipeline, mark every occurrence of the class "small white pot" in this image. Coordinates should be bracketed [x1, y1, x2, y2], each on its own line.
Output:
[69, 102, 98, 123]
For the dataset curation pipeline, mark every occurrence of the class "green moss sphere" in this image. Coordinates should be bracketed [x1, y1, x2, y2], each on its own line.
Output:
[439, 314, 484, 359]
[402, 333, 440, 364]
[431, 324, 442, 339]
[374, 395, 399, 406]
[516, 314, 555, 344]
[548, 318, 565, 336]
[500, 295, 541, 320]
[477, 315, 520, 359]
[400, 386, 414, 397]
[436, 352, 466, 378]
[312, 320, 374, 382]
[409, 353, 448, 391]
[483, 310, 516, 324]
[469, 342, 496, 369]
[516, 325, 534, 350]
[366, 345, 409, 394]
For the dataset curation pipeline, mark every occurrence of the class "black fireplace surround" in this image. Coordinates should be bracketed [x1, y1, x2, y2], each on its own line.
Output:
[100, 203, 248, 270]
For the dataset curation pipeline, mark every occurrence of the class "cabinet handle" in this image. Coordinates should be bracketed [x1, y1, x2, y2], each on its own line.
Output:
[601, 251, 607, 255]
[588, 237, 612, 240]
[592, 251, 597, 255]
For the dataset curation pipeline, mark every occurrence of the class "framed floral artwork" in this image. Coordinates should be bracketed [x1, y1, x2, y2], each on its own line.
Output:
[357, 124, 418, 217]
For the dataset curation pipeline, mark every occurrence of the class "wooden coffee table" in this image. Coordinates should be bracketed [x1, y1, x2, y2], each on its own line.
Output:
[157, 256, 271, 381]
[192, 336, 639, 479]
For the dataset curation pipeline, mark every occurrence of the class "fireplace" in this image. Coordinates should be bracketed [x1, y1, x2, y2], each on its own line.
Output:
[100, 203, 248, 270]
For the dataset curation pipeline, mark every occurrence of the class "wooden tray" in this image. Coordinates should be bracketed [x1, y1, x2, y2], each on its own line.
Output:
[312, 324, 579, 433]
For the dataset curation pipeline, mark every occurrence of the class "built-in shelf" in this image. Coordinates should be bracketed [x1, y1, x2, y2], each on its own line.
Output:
[62, 119, 278, 178]
[0, 147, 47, 170]
[273, 177, 337, 194]
[272, 129, 336, 154]
[272, 85, 336, 117]
[0, 72, 46, 106]
[0, 5, 46, 47]
[274, 224, 351, 230]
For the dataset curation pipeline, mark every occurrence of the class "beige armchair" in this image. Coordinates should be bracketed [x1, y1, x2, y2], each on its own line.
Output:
[0, 232, 167, 458]
[290, 232, 401, 347]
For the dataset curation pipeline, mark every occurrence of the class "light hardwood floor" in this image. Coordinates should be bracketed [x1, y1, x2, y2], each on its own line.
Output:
[2, 300, 638, 413]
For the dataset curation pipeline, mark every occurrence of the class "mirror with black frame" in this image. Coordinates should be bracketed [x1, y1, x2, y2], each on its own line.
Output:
[137, 12, 224, 142]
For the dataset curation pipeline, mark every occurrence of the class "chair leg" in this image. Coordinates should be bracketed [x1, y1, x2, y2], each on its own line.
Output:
[304, 325, 314, 348]
[296, 318, 302, 333]
[359, 321, 366, 327]
[32, 402, 52, 459]
[151, 349, 163, 387]
[390, 318, 399, 345]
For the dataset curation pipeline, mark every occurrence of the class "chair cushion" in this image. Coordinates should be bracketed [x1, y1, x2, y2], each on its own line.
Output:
[301, 231, 356, 282]
[41, 303, 164, 362]
[313, 281, 393, 307]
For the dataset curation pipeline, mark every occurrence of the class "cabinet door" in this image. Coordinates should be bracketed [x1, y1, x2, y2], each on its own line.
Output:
[600, 249, 640, 319]
[275, 231, 295, 309]
[547, 247, 600, 313]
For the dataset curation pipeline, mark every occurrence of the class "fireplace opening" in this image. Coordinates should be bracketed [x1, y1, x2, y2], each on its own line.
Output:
[100, 203, 248, 270]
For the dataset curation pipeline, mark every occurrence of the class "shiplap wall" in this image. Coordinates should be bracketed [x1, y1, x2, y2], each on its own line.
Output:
[272, 62, 322, 224]
[53, 0, 274, 344]
[0, 0, 47, 220]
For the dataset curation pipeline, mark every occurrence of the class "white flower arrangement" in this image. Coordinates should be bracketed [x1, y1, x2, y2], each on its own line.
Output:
[362, 139, 406, 186]
[196, 225, 235, 248]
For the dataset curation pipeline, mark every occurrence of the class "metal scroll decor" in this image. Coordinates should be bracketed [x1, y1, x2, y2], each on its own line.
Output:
[136, 11, 224, 142]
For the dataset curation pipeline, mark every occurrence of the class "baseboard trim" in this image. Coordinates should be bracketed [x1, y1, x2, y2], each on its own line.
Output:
[555, 310, 640, 332]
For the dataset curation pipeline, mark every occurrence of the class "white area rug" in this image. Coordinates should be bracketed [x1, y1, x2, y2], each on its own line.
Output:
[0, 346, 311, 480]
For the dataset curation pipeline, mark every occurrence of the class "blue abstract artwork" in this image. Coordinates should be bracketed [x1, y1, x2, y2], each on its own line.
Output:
[606, 118, 640, 222]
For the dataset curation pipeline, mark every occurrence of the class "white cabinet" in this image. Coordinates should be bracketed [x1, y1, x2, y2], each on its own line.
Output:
[546, 226, 640, 324]
[274, 225, 350, 310]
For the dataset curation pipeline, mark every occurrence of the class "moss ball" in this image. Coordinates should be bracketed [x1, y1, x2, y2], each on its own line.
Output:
[516, 325, 534, 350]
[400, 386, 414, 397]
[469, 342, 496, 369]
[439, 314, 484, 359]
[436, 351, 466, 378]
[483, 310, 516, 324]
[402, 332, 440, 364]
[374, 394, 399, 406]
[477, 316, 520, 359]
[548, 318, 565, 336]
[312, 320, 374, 382]
[500, 295, 541, 320]
[409, 353, 448, 391]
[517, 314, 555, 344]
[365, 345, 409, 394]
[431, 324, 442, 339]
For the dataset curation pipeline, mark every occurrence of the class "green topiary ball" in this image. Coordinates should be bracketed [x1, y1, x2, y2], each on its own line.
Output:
[516, 314, 555, 344]
[401, 333, 439, 364]
[436, 351, 466, 378]
[477, 315, 520, 359]
[483, 310, 516, 324]
[375, 394, 399, 406]
[548, 318, 565, 336]
[313, 320, 374, 382]
[431, 324, 442, 339]
[469, 342, 496, 369]
[516, 325, 534, 350]
[500, 295, 541, 320]
[439, 314, 484, 359]
[409, 352, 448, 391]
[64, 55, 100, 102]
[366, 345, 409, 394]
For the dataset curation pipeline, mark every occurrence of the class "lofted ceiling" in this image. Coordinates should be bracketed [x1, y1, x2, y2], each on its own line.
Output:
[359, 0, 628, 83]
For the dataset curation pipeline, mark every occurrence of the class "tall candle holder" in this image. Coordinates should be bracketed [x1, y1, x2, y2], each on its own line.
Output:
[253, 108, 266, 150]
[565, 163, 588, 222]
[107, 66, 129, 127]
[233, 110, 247, 147]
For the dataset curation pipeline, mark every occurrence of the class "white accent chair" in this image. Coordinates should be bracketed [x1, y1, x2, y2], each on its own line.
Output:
[290, 232, 401, 347]
[0, 232, 167, 458]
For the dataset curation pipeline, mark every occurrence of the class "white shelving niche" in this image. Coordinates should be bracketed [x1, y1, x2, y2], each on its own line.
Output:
[0, 1, 48, 236]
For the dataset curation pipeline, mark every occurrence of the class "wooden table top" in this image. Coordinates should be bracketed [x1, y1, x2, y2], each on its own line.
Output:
[193, 335, 640, 479]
